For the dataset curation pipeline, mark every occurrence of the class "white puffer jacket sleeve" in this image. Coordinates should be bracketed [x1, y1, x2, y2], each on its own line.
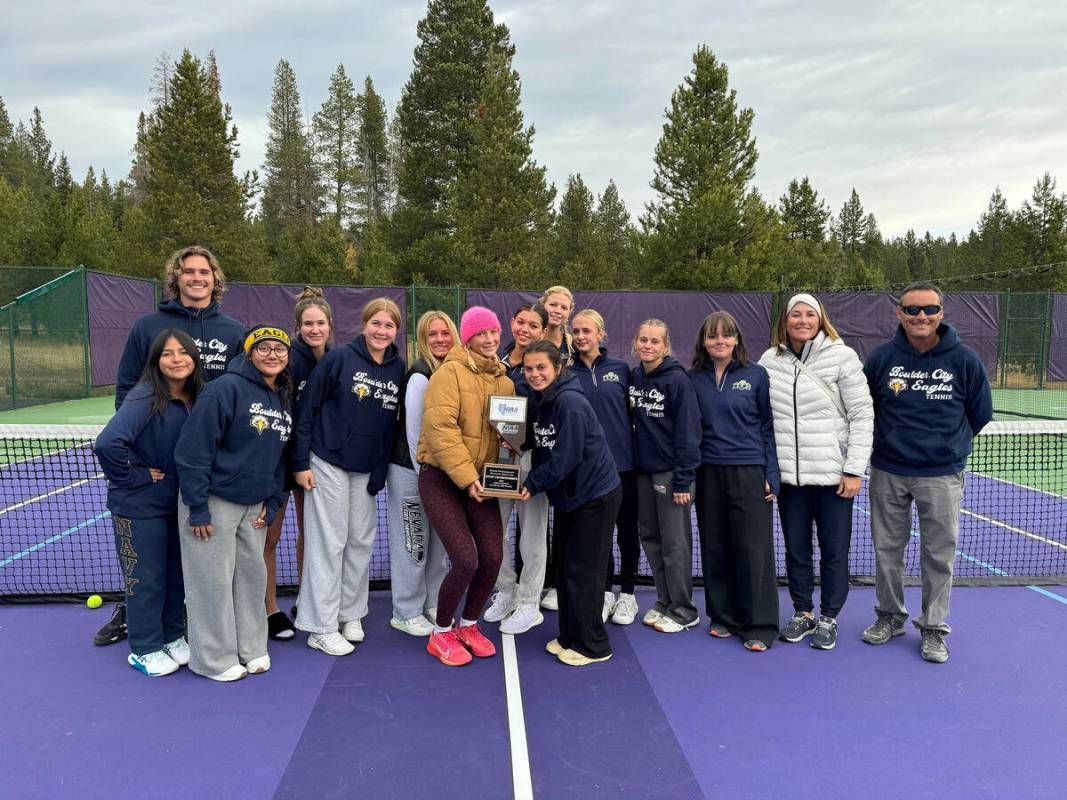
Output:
[758, 333, 874, 486]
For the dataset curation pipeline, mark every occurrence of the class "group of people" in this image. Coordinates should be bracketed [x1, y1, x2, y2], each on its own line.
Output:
[92, 244, 992, 681]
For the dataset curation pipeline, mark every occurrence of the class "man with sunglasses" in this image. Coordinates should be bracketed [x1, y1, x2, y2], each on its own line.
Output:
[860, 282, 991, 663]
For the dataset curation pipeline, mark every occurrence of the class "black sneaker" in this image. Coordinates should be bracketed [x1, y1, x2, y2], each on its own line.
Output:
[779, 612, 816, 642]
[861, 611, 905, 645]
[810, 616, 838, 650]
[93, 602, 128, 646]
[268, 610, 296, 641]
[920, 628, 949, 663]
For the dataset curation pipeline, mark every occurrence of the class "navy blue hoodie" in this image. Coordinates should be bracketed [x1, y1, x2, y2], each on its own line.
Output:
[864, 323, 992, 476]
[689, 360, 781, 495]
[629, 356, 701, 492]
[115, 299, 245, 409]
[292, 335, 404, 494]
[174, 356, 291, 526]
[95, 382, 191, 518]
[525, 373, 620, 512]
[570, 346, 633, 472]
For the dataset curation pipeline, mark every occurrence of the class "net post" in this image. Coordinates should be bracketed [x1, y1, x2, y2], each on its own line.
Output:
[999, 289, 1010, 389]
[79, 267, 91, 398]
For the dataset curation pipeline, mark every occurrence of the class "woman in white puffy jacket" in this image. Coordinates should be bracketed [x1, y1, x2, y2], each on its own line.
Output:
[758, 293, 873, 651]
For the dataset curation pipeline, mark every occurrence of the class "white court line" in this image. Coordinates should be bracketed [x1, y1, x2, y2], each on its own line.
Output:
[0, 473, 105, 517]
[501, 633, 534, 800]
[960, 507, 1067, 552]
[970, 470, 1067, 501]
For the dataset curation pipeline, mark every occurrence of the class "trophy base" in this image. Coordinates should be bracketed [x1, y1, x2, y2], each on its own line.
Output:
[480, 463, 524, 499]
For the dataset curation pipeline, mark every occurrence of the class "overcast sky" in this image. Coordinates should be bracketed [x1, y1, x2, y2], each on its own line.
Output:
[3, 1, 1065, 239]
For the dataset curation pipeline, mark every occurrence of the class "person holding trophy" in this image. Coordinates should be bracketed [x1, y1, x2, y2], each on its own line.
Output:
[417, 307, 514, 667]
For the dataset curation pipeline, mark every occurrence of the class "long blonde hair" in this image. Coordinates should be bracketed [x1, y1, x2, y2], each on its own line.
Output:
[771, 294, 841, 351]
[415, 310, 459, 372]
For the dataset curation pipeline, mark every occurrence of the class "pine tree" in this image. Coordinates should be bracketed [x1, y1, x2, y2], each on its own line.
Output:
[641, 45, 780, 289]
[313, 64, 360, 227]
[54, 153, 74, 204]
[1018, 173, 1067, 286]
[449, 47, 554, 288]
[393, 0, 515, 282]
[140, 50, 267, 280]
[0, 97, 14, 185]
[780, 177, 829, 242]
[593, 180, 638, 287]
[832, 189, 865, 253]
[261, 59, 319, 248]
[554, 174, 603, 288]
[355, 76, 391, 230]
[128, 112, 151, 207]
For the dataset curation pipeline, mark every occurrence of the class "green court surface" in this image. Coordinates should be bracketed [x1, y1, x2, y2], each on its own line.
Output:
[0, 395, 116, 426]
[991, 388, 1067, 420]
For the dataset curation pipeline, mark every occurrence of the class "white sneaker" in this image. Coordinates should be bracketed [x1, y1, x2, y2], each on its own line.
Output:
[602, 592, 617, 623]
[127, 650, 179, 677]
[307, 631, 355, 656]
[207, 664, 248, 682]
[246, 655, 271, 674]
[391, 615, 434, 637]
[654, 615, 700, 633]
[340, 619, 365, 643]
[612, 593, 639, 625]
[162, 636, 191, 666]
[499, 602, 543, 634]
[540, 588, 558, 611]
[642, 608, 665, 627]
[483, 590, 515, 623]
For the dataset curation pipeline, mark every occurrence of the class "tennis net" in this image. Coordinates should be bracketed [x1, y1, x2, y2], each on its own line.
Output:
[1, 421, 1065, 600]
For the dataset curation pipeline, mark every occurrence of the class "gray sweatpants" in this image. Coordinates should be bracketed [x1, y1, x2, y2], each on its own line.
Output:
[386, 464, 448, 620]
[869, 467, 965, 633]
[637, 471, 698, 625]
[178, 497, 268, 677]
[496, 453, 550, 604]
[296, 453, 378, 635]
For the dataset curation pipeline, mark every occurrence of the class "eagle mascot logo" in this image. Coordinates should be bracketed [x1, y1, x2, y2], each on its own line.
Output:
[353, 383, 370, 400]
[888, 378, 907, 396]
[250, 414, 269, 435]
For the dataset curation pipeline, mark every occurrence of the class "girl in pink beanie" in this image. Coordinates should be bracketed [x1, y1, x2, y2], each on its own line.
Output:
[459, 306, 502, 345]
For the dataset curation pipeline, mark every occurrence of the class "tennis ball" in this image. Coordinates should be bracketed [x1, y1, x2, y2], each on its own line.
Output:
[86, 594, 103, 609]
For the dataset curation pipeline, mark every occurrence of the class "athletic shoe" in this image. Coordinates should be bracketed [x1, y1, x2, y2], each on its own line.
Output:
[127, 650, 179, 677]
[920, 628, 949, 663]
[743, 639, 769, 652]
[557, 648, 612, 666]
[862, 612, 906, 645]
[540, 588, 559, 611]
[545, 638, 563, 655]
[207, 664, 248, 682]
[654, 615, 699, 633]
[246, 655, 271, 674]
[94, 603, 128, 646]
[391, 615, 434, 637]
[611, 593, 639, 625]
[601, 592, 617, 623]
[810, 616, 838, 650]
[427, 629, 472, 667]
[780, 612, 817, 643]
[307, 631, 355, 656]
[484, 590, 515, 623]
[340, 619, 365, 643]
[268, 611, 296, 641]
[455, 623, 496, 657]
[500, 603, 543, 634]
[642, 608, 665, 627]
[162, 636, 191, 666]
[708, 624, 734, 638]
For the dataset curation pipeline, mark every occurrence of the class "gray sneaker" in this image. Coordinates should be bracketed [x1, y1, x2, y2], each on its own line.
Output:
[779, 612, 816, 642]
[920, 628, 949, 663]
[862, 612, 906, 645]
[810, 616, 837, 650]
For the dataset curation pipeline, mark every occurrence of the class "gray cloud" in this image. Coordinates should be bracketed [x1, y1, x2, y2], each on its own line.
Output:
[3, 1, 1064, 239]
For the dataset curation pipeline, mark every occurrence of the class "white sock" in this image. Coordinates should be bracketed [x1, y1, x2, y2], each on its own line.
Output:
[459, 618, 477, 627]
[434, 624, 452, 634]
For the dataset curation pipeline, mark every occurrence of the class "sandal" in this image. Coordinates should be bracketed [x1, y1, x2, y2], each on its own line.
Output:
[743, 639, 768, 652]
[708, 624, 734, 638]
[268, 610, 296, 641]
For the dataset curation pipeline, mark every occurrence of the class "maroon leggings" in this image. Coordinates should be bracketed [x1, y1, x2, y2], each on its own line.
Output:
[418, 465, 504, 627]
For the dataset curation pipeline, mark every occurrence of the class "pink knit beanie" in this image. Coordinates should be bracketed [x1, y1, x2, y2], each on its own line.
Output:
[460, 306, 501, 345]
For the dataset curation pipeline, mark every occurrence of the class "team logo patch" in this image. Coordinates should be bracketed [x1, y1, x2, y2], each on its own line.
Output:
[353, 382, 370, 400]
[250, 414, 269, 435]
[888, 378, 907, 396]
[732, 379, 752, 391]
[602, 371, 620, 383]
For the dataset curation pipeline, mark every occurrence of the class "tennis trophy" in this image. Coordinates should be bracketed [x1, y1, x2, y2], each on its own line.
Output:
[481, 395, 528, 498]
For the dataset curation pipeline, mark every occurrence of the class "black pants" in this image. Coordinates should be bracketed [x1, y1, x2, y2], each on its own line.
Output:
[695, 464, 778, 646]
[604, 470, 640, 594]
[778, 483, 853, 618]
[556, 485, 623, 659]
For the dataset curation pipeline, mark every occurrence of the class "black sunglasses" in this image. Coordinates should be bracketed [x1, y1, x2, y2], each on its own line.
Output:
[900, 304, 942, 316]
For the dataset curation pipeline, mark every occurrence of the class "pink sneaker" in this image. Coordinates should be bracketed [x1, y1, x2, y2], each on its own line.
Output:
[427, 629, 472, 667]
[455, 623, 496, 658]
